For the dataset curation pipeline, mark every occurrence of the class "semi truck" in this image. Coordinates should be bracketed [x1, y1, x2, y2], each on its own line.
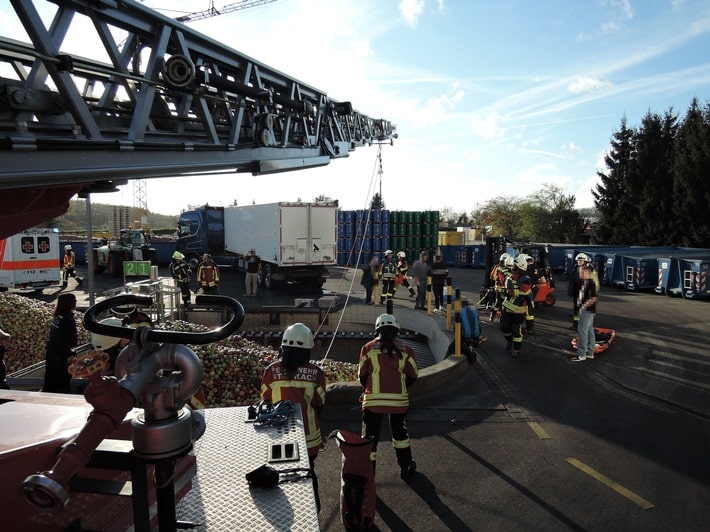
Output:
[177, 202, 338, 289]
[0, 228, 62, 293]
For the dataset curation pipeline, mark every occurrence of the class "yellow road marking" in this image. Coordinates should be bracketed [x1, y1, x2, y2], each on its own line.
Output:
[527, 421, 551, 439]
[566, 458, 655, 509]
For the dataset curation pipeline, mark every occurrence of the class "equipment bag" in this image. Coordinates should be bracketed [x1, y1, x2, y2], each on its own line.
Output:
[331, 430, 376, 531]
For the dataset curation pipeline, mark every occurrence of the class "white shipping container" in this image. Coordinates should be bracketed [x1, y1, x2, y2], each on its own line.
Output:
[0, 228, 62, 292]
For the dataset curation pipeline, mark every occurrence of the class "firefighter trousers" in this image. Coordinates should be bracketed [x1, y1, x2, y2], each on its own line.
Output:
[361, 409, 413, 469]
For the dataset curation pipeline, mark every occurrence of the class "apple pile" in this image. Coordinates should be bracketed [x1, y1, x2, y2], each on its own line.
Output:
[0, 294, 359, 408]
[0, 293, 91, 373]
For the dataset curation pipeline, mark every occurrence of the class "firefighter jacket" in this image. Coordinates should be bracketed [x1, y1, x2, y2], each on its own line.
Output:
[170, 260, 191, 283]
[379, 259, 397, 281]
[260, 361, 326, 457]
[502, 270, 532, 314]
[491, 264, 509, 292]
[63, 251, 76, 269]
[197, 261, 219, 287]
[358, 338, 418, 414]
[396, 258, 409, 277]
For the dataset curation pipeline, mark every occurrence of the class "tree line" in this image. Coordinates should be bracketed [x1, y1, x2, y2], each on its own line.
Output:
[594, 97, 710, 248]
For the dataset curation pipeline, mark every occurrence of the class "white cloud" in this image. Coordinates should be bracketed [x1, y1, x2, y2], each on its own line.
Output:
[472, 112, 504, 139]
[399, 0, 425, 27]
[610, 0, 634, 20]
[568, 76, 613, 94]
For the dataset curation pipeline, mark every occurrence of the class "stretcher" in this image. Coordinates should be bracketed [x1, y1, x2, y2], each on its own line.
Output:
[571, 327, 616, 354]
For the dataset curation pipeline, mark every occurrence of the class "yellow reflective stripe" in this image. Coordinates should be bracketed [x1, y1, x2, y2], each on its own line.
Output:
[392, 437, 410, 449]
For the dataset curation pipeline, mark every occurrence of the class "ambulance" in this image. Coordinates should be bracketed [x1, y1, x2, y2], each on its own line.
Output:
[0, 228, 62, 293]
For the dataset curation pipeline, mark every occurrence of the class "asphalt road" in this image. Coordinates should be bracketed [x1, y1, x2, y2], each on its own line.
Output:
[23, 263, 710, 531]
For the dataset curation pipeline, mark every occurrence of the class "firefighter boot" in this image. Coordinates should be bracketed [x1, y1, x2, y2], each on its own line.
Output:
[525, 320, 534, 334]
[396, 447, 416, 479]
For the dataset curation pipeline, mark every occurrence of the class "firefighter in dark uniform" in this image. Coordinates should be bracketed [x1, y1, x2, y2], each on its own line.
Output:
[500, 255, 532, 358]
[62, 245, 83, 288]
[394, 251, 416, 298]
[170, 251, 192, 306]
[378, 250, 397, 304]
[489, 252, 510, 321]
[359, 313, 418, 479]
[196, 253, 220, 295]
[522, 253, 538, 333]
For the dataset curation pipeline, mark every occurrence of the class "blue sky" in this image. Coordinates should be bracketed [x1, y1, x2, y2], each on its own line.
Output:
[2, 0, 710, 217]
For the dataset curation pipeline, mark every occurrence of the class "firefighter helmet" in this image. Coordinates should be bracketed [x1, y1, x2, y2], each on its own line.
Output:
[397, 251, 406, 259]
[504, 256, 515, 268]
[91, 317, 123, 350]
[499, 252, 510, 263]
[575, 252, 590, 263]
[375, 313, 400, 331]
[281, 323, 314, 349]
[385, 250, 393, 256]
[64, 244, 72, 251]
[172, 251, 185, 260]
[514, 255, 528, 271]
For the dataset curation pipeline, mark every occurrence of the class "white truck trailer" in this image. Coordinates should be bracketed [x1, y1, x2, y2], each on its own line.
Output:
[223, 201, 338, 289]
[0, 228, 62, 293]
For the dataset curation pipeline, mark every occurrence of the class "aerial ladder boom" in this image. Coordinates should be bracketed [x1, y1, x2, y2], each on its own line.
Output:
[0, 0, 397, 238]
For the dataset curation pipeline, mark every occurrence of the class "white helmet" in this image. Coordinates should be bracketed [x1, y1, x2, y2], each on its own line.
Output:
[514, 255, 528, 271]
[504, 256, 515, 268]
[375, 313, 400, 331]
[281, 323, 314, 349]
[385, 250, 393, 256]
[397, 251, 406, 259]
[64, 244, 72, 251]
[91, 317, 124, 350]
[499, 252, 510, 263]
[575, 252, 590, 263]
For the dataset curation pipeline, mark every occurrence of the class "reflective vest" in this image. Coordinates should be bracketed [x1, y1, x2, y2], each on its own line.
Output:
[197, 262, 219, 286]
[63, 251, 76, 269]
[260, 362, 326, 456]
[358, 339, 418, 413]
[502, 271, 532, 314]
[379, 260, 397, 281]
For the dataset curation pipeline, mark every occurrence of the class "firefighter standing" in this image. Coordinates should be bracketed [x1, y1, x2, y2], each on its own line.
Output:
[500, 255, 532, 358]
[394, 251, 416, 298]
[522, 253, 538, 333]
[378, 250, 397, 304]
[261, 323, 326, 511]
[196, 253, 220, 295]
[61, 245, 83, 288]
[170, 251, 192, 306]
[359, 313, 418, 479]
[489, 252, 510, 321]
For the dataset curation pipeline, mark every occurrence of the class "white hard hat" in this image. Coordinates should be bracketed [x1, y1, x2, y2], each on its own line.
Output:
[64, 244, 72, 251]
[375, 313, 400, 331]
[385, 250, 393, 256]
[575, 252, 590, 262]
[91, 317, 124, 350]
[281, 323, 314, 349]
[514, 255, 528, 271]
[504, 256, 515, 268]
[499, 252, 510, 263]
[397, 251, 406, 259]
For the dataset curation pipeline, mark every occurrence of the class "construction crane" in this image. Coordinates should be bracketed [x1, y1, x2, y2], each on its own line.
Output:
[175, 0, 278, 22]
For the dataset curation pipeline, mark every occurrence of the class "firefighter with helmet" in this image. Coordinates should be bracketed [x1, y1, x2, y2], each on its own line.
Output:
[520, 253, 538, 333]
[500, 255, 532, 357]
[62, 245, 83, 288]
[196, 253, 220, 295]
[261, 323, 326, 511]
[567, 252, 590, 330]
[359, 313, 418, 479]
[394, 251, 416, 298]
[489, 252, 510, 322]
[378, 250, 397, 304]
[170, 251, 192, 306]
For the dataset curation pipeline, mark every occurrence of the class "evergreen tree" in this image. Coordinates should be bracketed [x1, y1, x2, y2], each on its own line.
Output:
[370, 193, 385, 210]
[672, 98, 710, 247]
[635, 108, 677, 245]
[593, 116, 636, 244]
